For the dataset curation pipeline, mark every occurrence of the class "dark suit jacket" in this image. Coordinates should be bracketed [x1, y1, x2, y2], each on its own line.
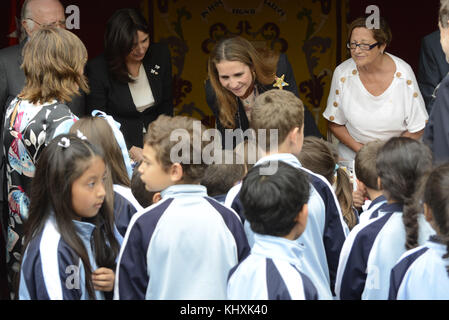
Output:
[86, 43, 173, 149]
[205, 53, 321, 149]
[418, 30, 449, 113]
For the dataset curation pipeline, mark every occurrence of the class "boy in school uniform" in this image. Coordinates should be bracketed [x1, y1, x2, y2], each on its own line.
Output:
[228, 161, 318, 300]
[226, 89, 348, 299]
[353, 141, 388, 224]
[114, 115, 250, 300]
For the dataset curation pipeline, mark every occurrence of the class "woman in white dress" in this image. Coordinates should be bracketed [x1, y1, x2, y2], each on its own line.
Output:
[323, 17, 428, 161]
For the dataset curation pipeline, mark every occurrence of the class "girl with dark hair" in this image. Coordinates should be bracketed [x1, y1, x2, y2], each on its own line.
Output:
[298, 136, 358, 230]
[205, 36, 321, 150]
[389, 162, 449, 300]
[335, 137, 435, 300]
[86, 8, 173, 162]
[17, 134, 120, 300]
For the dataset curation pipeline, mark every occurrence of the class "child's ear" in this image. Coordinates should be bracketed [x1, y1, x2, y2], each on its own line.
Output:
[295, 203, 308, 229]
[356, 178, 365, 190]
[377, 176, 383, 190]
[423, 203, 433, 223]
[152, 192, 162, 204]
[170, 163, 184, 182]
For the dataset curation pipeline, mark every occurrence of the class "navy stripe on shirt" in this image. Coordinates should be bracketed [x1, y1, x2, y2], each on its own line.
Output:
[304, 170, 346, 295]
[340, 209, 397, 300]
[292, 265, 319, 300]
[205, 197, 250, 262]
[266, 258, 291, 300]
[230, 193, 246, 224]
[114, 190, 139, 237]
[58, 239, 83, 300]
[388, 247, 429, 300]
[118, 198, 173, 299]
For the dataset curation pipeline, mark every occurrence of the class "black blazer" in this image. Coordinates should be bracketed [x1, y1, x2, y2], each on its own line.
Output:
[418, 30, 449, 113]
[86, 42, 173, 148]
[205, 53, 321, 149]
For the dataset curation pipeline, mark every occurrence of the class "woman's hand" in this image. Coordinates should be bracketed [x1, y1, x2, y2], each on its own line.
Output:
[92, 267, 115, 292]
[129, 146, 144, 163]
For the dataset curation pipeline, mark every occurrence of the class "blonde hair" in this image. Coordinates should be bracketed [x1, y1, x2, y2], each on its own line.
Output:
[208, 36, 278, 128]
[19, 27, 89, 104]
[250, 89, 304, 152]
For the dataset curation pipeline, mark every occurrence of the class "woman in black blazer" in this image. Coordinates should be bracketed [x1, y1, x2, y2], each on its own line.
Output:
[206, 36, 321, 150]
[86, 8, 173, 161]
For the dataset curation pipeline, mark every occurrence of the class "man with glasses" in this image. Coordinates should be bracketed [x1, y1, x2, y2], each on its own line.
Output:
[0, 0, 85, 299]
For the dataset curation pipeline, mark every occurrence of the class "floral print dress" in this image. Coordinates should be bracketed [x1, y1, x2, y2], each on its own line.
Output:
[3, 98, 77, 294]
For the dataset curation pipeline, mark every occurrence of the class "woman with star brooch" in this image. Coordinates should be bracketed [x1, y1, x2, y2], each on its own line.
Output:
[205, 36, 321, 150]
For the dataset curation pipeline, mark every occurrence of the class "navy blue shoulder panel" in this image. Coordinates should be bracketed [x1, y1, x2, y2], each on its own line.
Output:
[388, 247, 429, 300]
[266, 258, 291, 300]
[113, 190, 139, 237]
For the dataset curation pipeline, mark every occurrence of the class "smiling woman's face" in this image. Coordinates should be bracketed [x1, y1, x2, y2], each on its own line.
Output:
[349, 27, 385, 68]
[215, 60, 253, 97]
[126, 30, 150, 64]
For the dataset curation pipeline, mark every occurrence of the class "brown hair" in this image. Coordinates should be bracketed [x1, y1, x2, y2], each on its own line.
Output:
[250, 89, 304, 152]
[70, 117, 130, 187]
[144, 115, 208, 184]
[298, 137, 357, 229]
[208, 36, 278, 128]
[19, 27, 89, 104]
[355, 140, 385, 190]
[347, 16, 392, 48]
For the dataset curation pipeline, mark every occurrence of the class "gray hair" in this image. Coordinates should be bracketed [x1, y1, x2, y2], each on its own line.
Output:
[440, 0, 449, 28]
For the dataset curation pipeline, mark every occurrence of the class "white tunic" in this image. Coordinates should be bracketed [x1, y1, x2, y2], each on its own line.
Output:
[323, 53, 428, 160]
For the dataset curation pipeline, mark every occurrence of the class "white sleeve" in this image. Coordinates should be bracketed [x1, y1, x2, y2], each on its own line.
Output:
[403, 66, 429, 133]
[323, 65, 347, 125]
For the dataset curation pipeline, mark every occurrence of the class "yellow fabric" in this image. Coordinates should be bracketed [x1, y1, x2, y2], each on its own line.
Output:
[142, 0, 348, 136]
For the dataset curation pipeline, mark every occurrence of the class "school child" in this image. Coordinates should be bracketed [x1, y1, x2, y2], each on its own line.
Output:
[18, 134, 120, 300]
[114, 115, 250, 300]
[228, 161, 318, 299]
[389, 162, 449, 300]
[335, 137, 435, 300]
[353, 141, 387, 224]
[70, 116, 143, 238]
[298, 136, 358, 230]
[131, 163, 161, 208]
[200, 149, 246, 203]
[226, 89, 348, 300]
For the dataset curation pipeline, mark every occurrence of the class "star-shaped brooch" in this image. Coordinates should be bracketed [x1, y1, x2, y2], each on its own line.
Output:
[273, 74, 289, 90]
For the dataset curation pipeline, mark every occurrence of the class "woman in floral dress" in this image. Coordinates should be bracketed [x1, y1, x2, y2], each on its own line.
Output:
[3, 27, 88, 296]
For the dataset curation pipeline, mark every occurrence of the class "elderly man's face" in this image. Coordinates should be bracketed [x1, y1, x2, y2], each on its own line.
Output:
[22, 0, 66, 36]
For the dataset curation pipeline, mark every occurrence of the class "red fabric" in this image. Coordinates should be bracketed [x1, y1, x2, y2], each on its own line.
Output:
[7, 0, 24, 47]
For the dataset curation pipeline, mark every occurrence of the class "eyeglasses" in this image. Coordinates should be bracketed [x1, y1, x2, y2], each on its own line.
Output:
[346, 42, 380, 51]
[26, 17, 66, 28]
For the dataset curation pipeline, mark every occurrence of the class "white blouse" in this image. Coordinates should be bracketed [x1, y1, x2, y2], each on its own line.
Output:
[323, 52, 428, 160]
[128, 64, 155, 113]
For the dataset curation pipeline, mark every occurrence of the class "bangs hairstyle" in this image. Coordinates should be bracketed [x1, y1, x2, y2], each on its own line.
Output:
[22, 134, 119, 299]
[144, 115, 208, 184]
[251, 89, 304, 152]
[423, 162, 449, 276]
[376, 137, 433, 250]
[20, 27, 89, 104]
[104, 8, 151, 83]
[440, 0, 449, 28]
[208, 36, 278, 128]
[240, 161, 310, 237]
[70, 117, 130, 187]
[348, 16, 392, 48]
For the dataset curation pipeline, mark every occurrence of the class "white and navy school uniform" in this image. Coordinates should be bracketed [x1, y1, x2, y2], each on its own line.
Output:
[114, 184, 250, 300]
[335, 203, 435, 300]
[358, 195, 388, 224]
[389, 235, 449, 300]
[227, 233, 318, 300]
[19, 214, 105, 300]
[113, 184, 143, 238]
[225, 153, 349, 300]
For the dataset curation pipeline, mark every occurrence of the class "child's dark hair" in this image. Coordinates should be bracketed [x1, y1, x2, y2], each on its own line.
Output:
[201, 150, 246, 197]
[240, 161, 310, 237]
[423, 162, 449, 276]
[298, 136, 357, 229]
[376, 137, 432, 250]
[131, 163, 155, 208]
[22, 134, 120, 299]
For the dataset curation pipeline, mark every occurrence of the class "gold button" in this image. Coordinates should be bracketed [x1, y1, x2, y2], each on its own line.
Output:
[329, 116, 335, 121]
[336, 90, 340, 95]
[340, 77, 346, 83]
[396, 72, 402, 78]
[352, 69, 357, 75]
[333, 102, 338, 107]
[425, 120, 429, 124]
[413, 92, 418, 98]
[407, 80, 412, 85]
